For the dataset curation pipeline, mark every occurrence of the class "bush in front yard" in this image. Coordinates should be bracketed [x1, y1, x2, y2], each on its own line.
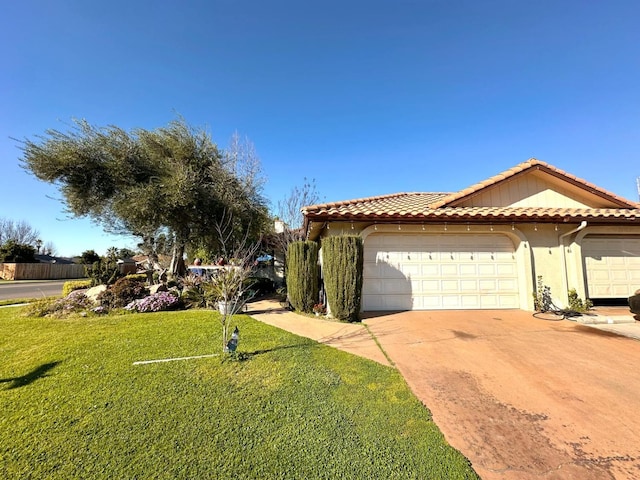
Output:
[286, 241, 319, 313]
[322, 235, 363, 322]
[98, 276, 149, 309]
[62, 279, 92, 297]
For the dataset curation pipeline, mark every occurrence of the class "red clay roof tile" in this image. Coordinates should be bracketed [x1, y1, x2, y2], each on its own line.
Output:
[302, 160, 640, 224]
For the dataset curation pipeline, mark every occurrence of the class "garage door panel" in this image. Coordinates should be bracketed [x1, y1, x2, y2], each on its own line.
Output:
[497, 279, 517, 290]
[362, 294, 382, 309]
[479, 279, 497, 290]
[442, 296, 462, 307]
[442, 280, 460, 292]
[419, 280, 438, 291]
[380, 264, 405, 279]
[478, 264, 497, 275]
[583, 236, 640, 299]
[441, 265, 458, 276]
[460, 279, 478, 291]
[496, 264, 517, 275]
[363, 233, 519, 310]
[498, 296, 519, 308]
[459, 264, 478, 275]
[401, 264, 420, 276]
[362, 279, 383, 295]
[385, 279, 412, 294]
[386, 295, 413, 310]
[461, 296, 481, 307]
[610, 270, 630, 281]
[363, 264, 380, 278]
[421, 264, 439, 276]
[480, 295, 499, 308]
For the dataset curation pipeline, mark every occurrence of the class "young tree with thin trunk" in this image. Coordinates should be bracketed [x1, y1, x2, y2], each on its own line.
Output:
[209, 210, 261, 352]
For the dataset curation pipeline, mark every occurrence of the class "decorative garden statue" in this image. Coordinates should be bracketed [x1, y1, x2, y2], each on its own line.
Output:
[226, 326, 239, 353]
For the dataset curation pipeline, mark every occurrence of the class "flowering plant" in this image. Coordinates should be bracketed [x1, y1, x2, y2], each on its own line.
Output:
[125, 291, 180, 313]
[53, 290, 93, 313]
[313, 303, 325, 314]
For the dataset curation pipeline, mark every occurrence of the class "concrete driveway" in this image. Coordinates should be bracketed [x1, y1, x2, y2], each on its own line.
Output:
[364, 310, 640, 480]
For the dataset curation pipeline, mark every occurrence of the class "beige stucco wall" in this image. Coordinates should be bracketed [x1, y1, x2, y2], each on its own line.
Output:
[310, 220, 640, 311]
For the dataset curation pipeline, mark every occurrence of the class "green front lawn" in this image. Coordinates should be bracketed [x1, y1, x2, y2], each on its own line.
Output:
[0, 298, 37, 306]
[0, 307, 477, 479]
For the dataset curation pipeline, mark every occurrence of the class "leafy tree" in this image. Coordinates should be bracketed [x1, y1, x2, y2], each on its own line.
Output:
[19, 118, 269, 276]
[79, 250, 101, 264]
[0, 240, 36, 263]
[117, 247, 137, 259]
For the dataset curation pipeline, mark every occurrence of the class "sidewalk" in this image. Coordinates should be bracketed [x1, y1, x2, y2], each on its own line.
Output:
[246, 299, 640, 367]
[246, 299, 391, 366]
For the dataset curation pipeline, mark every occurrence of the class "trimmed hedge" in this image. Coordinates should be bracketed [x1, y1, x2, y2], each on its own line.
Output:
[62, 279, 92, 297]
[322, 235, 363, 322]
[286, 241, 319, 313]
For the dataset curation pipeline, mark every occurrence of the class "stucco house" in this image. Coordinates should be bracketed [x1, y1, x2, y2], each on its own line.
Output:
[302, 159, 640, 311]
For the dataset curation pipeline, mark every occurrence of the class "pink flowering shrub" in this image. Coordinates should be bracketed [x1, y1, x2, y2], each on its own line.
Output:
[125, 291, 180, 313]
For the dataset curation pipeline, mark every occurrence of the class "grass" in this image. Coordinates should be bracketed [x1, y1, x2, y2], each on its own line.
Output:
[0, 297, 37, 306]
[0, 307, 478, 479]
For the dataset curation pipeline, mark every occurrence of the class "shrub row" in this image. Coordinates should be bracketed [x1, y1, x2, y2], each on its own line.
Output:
[62, 279, 92, 297]
[286, 241, 319, 312]
[287, 235, 363, 322]
[322, 235, 363, 322]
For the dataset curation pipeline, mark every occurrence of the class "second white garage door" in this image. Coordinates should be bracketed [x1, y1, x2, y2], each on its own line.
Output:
[582, 236, 640, 298]
[362, 233, 520, 310]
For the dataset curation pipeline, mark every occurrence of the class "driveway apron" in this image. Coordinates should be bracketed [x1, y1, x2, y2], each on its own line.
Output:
[364, 310, 640, 480]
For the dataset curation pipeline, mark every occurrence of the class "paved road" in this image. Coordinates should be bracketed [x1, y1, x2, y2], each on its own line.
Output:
[364, 310, 640, 480]
[0, 280, 70, 300]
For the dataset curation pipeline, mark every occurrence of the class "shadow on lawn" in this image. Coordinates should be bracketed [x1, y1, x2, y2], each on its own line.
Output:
[235, 343, 314, 361]
[0, 361, 61, 390]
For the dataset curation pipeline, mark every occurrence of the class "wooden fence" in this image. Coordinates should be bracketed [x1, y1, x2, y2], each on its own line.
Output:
[0, 263, 87, 280]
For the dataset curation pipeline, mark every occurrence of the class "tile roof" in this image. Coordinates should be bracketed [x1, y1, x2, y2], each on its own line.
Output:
[305, 204, 640, 221]
[301, 192, 451, 217]
[302, 159, 640, 224]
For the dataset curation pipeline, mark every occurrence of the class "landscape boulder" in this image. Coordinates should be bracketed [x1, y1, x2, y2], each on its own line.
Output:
[85, 285, 108, 304]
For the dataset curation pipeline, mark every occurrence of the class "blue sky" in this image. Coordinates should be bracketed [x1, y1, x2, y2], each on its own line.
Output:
[2, 0, 639, 256]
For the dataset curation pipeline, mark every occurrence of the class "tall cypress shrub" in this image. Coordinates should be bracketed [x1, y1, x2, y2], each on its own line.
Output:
[322, 235, 363, 322]
[286, 241, 319, 312]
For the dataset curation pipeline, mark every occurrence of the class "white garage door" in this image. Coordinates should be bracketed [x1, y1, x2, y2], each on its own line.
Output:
[582, 236, 640, 298]
[363, 233, 519, 310]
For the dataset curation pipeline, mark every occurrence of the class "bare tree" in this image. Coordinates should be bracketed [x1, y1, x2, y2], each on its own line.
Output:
[223, 131, 267, 201]
[43, 241, 57, 256]
[210, 211, 261, 353]
[0, 217, 40, 246]
[276, 178, 320, 232]
[273, 179, 321, 278]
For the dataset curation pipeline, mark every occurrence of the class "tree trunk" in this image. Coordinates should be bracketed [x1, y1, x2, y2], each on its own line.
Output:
[169, 241, 186, 276]
[222, 321, 229, 353]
